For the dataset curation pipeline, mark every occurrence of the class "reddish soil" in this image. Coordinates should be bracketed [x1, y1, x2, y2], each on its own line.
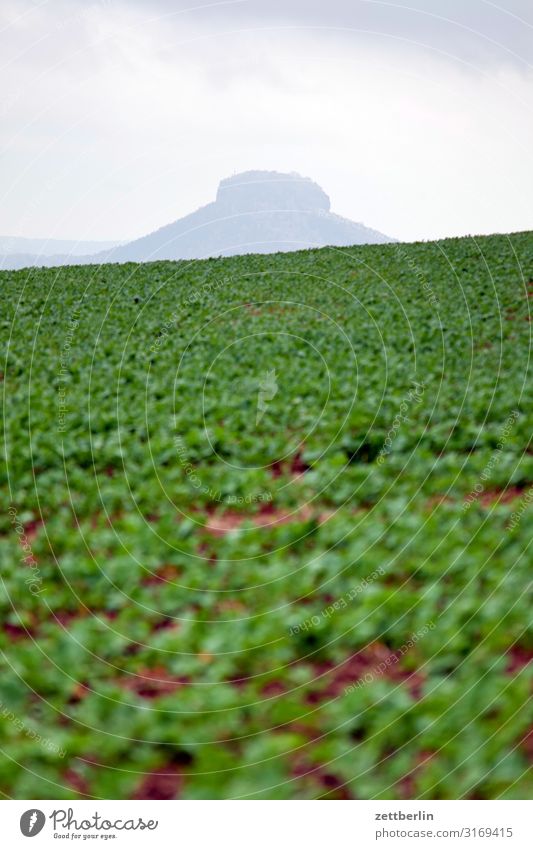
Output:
[89, 510, 123, 530]
[506, 645, 533, 675]
[216, 599, 247, 614]
[260, 680, 288, 697]
[142, 563, 182, 586]
[133, 766, 183, 800]
[270, 449, 310, 479]
[51, 607, 89, 628]
[396, 750, 435, 798]
[425, 494, 455, 510]
[120, 666, 189, 699]
[243, 303, 288, 316]
[291, 760, 352, 799]
[197, 542, 218, 564]
[270, 459, 284, 478]
[23, 517, 43, 541]
[287, 722, 322, 741]
[198, 652, 213, 664]
[519, 727, 533, 763]
[479, 486, 530, 507]
[151, 617, 179, 632]
[63, 767, 91, 796]
[68, 682, 91, 705]
[226, 672, 252, 689]
[305, 643, 425, 703]
[428, 485, 531, 512]
[3, 623, 34, 641]
[201, 500, 332, 537]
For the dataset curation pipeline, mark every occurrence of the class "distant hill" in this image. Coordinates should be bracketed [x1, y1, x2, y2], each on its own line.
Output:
[1, 171, 393, 270]
[0, 236, 122, 270]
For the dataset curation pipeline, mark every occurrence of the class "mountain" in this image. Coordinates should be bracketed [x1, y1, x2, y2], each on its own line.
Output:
[0, 236, 122, 269]
[1, 171, 393, 270]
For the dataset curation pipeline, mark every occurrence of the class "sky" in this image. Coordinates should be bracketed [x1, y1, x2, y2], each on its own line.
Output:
[1, 0, 532, 243]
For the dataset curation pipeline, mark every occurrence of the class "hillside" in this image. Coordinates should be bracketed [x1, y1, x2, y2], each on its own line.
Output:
[1, 171, 392, 270]
[1, 231, 532, 800]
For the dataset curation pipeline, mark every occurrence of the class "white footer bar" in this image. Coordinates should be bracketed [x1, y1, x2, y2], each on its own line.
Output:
[3, 800, 532, 848]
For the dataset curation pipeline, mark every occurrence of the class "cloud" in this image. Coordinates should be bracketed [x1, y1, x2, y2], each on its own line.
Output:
[92, 0, 533, 68]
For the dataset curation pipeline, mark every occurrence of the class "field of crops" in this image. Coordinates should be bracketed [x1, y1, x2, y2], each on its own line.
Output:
[1, 231, 533, 799]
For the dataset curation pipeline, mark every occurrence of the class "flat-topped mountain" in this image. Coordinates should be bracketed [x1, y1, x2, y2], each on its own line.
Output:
[2, 171, 393, 269]
[215, 171, 331, 212]
[99, 171, 393, 264]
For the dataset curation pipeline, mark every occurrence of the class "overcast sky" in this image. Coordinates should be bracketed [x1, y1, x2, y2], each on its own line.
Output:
[1, 0, 532, 243]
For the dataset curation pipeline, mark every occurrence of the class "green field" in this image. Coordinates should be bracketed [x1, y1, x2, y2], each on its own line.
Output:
[1, 231, 533, 799]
